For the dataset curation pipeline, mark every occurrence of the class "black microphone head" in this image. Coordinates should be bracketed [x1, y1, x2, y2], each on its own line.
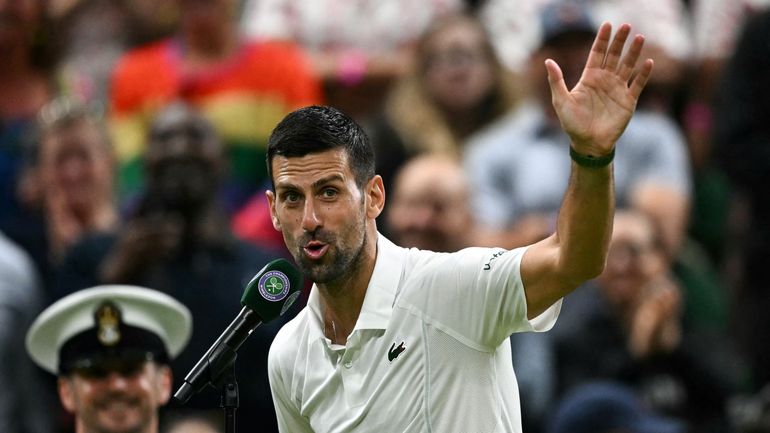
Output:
[242, 259, 303, 323]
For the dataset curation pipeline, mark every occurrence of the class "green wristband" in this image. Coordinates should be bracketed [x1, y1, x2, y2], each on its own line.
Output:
[569, 146, 615, 168]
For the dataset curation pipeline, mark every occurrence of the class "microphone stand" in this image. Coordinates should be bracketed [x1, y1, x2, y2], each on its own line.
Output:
[216, 362, 239, 433]
[173, 308, 261, 431]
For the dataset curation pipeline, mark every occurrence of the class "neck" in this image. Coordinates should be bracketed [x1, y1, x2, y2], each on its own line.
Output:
[318, 227, 378, 344]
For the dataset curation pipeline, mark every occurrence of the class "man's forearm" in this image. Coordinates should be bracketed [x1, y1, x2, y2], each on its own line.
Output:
[521, 157, 614, 319]
[555, 159, 614, 285]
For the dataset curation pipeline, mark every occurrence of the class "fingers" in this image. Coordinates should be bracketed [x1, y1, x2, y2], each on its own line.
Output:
[630, 58, 654, 100]
[589, 22, 652, 100]
[607, 27, 651, 102]
[585, 22, 613, 70]
[603, 23, 631, 71]
[588, 22, 647, 76]
[545, 58, 569, 105]
[617, 34, 645, 82]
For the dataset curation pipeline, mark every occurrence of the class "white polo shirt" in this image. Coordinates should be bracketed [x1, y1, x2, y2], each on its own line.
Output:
[268, 234, 561, 433]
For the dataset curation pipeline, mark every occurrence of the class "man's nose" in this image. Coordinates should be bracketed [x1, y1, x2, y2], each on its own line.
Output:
[167, 134, 194, 157]
[104, 372, 129, 391]
[59, 156, 87, 182]
[301, 198, 322, 232]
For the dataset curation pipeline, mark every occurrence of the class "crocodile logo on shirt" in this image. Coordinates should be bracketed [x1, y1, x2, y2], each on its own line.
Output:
[388, 341, 406, 362]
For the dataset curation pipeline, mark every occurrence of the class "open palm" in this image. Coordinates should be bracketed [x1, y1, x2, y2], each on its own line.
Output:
[546, 23, 654, 156]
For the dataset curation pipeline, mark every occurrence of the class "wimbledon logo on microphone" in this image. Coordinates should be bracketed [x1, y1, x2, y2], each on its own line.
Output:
[258, 271, 291, 302]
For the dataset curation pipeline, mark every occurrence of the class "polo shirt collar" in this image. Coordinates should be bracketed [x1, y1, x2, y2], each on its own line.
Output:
[306, 233, 405, 342]
[354, 233, 404, 331]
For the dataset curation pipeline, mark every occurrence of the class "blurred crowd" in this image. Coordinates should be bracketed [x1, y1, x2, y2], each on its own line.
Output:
[1, 0, 769, 432]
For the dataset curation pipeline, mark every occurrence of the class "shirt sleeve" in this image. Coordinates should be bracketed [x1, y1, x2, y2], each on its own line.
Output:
[399, 246, 562, 351]
[267, 336, 314, 433]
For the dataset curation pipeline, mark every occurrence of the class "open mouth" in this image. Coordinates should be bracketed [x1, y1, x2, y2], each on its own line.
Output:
[303, 242, 329, 260]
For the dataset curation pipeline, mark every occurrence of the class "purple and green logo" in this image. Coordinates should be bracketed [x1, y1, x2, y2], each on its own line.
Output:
[258, 271, 291, 302]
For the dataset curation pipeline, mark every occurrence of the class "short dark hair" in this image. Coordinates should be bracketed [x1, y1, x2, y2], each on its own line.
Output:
[266, 105, 375, 189]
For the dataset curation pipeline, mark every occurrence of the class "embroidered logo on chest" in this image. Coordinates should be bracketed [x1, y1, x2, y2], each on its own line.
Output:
[388, 341, 406, 362]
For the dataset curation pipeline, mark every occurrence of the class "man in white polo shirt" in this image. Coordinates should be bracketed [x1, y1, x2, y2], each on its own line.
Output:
[264, 22, 653, 432]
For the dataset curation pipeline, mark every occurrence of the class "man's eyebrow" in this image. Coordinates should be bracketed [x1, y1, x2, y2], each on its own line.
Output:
[274, 174, 345, 192]
[273, 180, 296, 192]
[311, 174, 344, 190]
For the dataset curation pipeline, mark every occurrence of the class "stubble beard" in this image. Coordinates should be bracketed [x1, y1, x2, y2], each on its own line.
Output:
[295, 214, 368, 288]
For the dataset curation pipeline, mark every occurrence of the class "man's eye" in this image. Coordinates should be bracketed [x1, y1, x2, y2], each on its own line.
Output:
[284, 192, 300, 202]
[321, 188, 338, 198]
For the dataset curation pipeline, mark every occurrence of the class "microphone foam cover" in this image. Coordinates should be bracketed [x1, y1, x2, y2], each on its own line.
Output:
[241, 259, 303, 323]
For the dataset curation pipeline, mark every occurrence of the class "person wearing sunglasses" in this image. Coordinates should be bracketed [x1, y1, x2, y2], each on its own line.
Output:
[25, 285, 192, 433]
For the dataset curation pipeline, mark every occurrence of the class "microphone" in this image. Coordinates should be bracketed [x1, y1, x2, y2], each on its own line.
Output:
[173, 258, 303, 404]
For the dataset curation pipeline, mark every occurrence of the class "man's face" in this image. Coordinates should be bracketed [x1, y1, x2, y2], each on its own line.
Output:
[58, 361, 172, 433]
[267, 148, 381, 284]
[598, 213, 663, 309]
[144, 107, 223, 213]
[531, 33, 594, 117]
[387, 158, 470, 252]
[40, 121, 113, 214]
[422, 19, 495, 113]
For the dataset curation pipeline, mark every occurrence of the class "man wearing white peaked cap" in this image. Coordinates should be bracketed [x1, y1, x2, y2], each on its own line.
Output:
[26, 285, 192, 433]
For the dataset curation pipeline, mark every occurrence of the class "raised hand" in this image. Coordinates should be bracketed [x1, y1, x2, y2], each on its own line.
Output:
[545, 22, 653, 157]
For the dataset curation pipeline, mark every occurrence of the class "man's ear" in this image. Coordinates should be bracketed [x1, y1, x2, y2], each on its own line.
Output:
[365, 175, 385, 220]
[266, 190, 282, 231]
[58, 377, 76, 413]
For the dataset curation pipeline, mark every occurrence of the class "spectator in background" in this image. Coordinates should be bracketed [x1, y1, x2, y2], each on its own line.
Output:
[685, 0, 769, 167]
[49, 0, 178, 107]
[464, 0, 691, 260]
[552, 210, 745, 432]
[241, 0, 460, 119]
[2, 97, 117, 297]
[0, 0, 55, 226]
[668, 1, 769, 283]
[547, 381, 686, 433]
[109, 0, 321, 214]
[476, 0, 691, 112]
[26, 285, 192, 433]
[56, 103, 287, 432]
[712, 6, 770, 390]
[0, 232, 53, 433]
[386, 154, 473, 252]
[368, 12, 519, 201]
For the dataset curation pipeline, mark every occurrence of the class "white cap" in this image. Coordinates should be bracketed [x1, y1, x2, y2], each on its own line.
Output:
[26, 285, 192, 375]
